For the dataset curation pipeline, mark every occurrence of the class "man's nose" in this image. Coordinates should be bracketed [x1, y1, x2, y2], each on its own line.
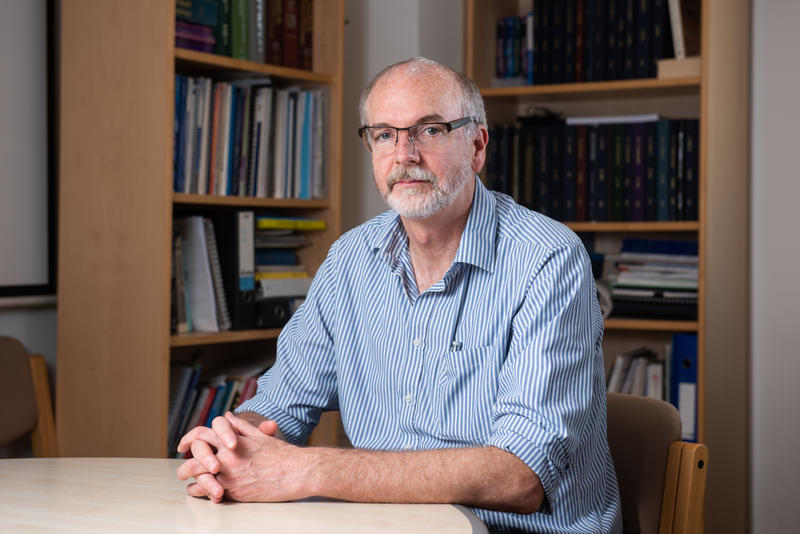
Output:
[394, 130, 419, 163]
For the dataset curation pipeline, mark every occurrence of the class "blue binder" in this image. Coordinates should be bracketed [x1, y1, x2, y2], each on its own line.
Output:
[670, 333, 698, 442]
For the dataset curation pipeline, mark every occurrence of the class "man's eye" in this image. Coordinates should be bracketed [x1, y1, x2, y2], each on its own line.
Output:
[373, 130, 395, 143]
[419, 125, 445, 137]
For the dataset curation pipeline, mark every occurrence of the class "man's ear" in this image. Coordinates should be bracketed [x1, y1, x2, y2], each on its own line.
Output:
[470, 125, 489, 173]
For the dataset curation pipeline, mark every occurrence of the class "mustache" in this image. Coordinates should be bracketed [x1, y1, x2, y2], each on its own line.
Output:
[386, 166, 438, 190]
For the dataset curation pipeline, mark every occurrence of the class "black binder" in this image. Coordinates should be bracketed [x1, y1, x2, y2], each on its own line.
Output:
[212, 211, 257, 330]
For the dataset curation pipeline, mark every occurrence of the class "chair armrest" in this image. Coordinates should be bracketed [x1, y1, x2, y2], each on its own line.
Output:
[660, 441, 709, 534]
[28, 354, 59, 457]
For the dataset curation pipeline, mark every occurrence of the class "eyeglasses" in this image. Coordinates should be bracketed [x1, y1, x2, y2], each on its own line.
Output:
[357, 116, 477, 154]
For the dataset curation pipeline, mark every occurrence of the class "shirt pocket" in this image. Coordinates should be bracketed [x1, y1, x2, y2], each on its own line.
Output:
[436, 344, 501, 442]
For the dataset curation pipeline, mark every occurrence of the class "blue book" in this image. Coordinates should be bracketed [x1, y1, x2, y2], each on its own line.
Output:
[298, 91, 313, 199]
[670, 333, 698, 442]
[203, 382, 230, 427]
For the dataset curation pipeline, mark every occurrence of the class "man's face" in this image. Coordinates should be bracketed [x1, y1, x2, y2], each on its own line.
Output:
[364, 71, 479, 220]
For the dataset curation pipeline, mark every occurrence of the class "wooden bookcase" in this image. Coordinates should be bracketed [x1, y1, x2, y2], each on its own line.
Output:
[465, 1, 749, 532]
[57, 0, 345, 458]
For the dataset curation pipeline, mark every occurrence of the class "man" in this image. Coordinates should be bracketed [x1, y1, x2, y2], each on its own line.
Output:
[177, 57, 621, 533]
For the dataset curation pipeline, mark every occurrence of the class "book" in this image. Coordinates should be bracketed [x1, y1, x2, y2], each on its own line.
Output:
[230, 0, 249, 60]
[668, 0, 700, 59]
[646, 361, 665, 400]
[176, 0, 219, 27]
[266, 0, 283, 65]
[248, 0, 265, 63]
[203, 218, 232, 331]
[175, 216, 219, 332]
[298, 0, 313, 70]
[566, 113, 660, 125]
[173, 234, 189, 334]
[670, 333, 698, 441]
[214, 0, 231, 56]
[257, 276, 312, 299]
[282, 0, 299, 68]
[255, 215, 326, 231]
[213, 211, 257, 330]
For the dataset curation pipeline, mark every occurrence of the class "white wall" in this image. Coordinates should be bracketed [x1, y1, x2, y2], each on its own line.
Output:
[341, 0, 464, 231]
[750, 1, 800, 531]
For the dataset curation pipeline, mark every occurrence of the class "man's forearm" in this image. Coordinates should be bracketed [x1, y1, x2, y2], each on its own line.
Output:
[305, 445, 543, 515]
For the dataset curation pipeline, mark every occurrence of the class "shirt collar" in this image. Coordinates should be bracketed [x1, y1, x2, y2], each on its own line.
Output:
[370, 175, 497, 274]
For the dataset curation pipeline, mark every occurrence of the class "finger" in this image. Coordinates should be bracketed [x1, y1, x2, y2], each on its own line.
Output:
[186, 481, 208, 498]
[177, 425, 224, 454]
[194, 473, 224, 503]
[224, 411, 264, 438]
[211, 414, 239, 450]
[191, 439, 221, 474]
[177, 457, 209, 481]
[258, 419, 278, 436]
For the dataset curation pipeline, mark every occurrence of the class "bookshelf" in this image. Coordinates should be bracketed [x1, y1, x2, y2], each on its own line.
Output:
[465, 1, 750, 532]
[57, 0, 345, 458]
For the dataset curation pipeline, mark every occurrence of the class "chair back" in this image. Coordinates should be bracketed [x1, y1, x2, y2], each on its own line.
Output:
[0, 336, 58, 456]
[606, 392, 682, 534]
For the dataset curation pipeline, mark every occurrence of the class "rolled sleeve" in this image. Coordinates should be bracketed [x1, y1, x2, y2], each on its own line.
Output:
[487, 240, 604, 511]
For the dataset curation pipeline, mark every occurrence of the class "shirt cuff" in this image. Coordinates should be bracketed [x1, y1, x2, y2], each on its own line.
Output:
[485, 420, 570, 514]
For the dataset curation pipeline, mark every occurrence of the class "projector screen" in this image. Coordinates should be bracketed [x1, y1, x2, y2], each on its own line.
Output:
[0, 0, 55, 297]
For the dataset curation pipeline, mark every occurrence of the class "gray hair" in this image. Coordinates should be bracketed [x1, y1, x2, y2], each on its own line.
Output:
[358, 57, 487, 130]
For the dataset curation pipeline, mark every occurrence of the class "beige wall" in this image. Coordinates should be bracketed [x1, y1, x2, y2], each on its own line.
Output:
[750, 1, 800, 531]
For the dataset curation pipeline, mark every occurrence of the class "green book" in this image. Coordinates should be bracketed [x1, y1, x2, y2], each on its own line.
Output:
[230, 0, 248, 59]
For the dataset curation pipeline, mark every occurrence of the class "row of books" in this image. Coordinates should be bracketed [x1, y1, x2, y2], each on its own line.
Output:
[494, 0, 686, 86]
[176, 0, 313, 70]
[167, 359, 271, 455]
[174, 75, 327, 200]
[485, 114, 699, 223]
[603, 238, 698, 321]
[606, 332, 698, 441]
[170, 212, 322, 334]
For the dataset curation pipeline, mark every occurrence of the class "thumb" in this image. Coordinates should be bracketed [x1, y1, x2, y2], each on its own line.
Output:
[258, 419, 279, 436]
[223, 411, 263, 437]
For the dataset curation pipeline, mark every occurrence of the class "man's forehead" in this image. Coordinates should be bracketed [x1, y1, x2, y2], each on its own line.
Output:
[366, 72, 460, 123]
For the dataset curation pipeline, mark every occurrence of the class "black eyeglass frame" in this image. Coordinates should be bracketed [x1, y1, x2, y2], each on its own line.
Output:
[357, 116, 477, 152]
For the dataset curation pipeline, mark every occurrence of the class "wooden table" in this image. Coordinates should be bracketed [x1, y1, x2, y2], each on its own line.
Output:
[0, 457, 487, 533]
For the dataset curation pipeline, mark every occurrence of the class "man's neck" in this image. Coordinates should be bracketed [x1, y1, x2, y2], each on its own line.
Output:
[401, 185, 474, 293]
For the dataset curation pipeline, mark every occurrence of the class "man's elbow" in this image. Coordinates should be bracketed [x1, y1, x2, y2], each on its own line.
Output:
[504, 470, 545, 515]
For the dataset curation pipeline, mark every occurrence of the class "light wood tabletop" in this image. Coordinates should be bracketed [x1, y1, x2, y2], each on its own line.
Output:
[0, 457, 487, 533]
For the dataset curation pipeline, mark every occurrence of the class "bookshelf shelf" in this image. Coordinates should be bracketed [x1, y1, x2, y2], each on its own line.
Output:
[604, 318, 698, 332]
[173, 193, 330, 209]
[175, 48, 334, 84]
[480, 76, 701, 100]
[170, 329, 282, 348]
[566, 221, 699, 233]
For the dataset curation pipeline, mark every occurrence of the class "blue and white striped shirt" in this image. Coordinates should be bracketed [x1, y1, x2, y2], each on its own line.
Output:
[238, 178, 622, 533]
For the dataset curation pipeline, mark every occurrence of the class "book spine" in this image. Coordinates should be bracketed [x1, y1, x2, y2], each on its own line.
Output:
[596, 124, 611, 221]
[575, 124, 587, 221]
[536, 125, 550, 215]
[623, 0, 636, 79]
[676, 119, 686, 220]
[656, 119, 671, 221]
[176, 0, 219, 27]
[635, 0, 652, 79]
[632, 122, 645, 221]
[563, 0, 576, 83]
[214, 0, 231, 56]
[651, 0, 672, 77]
[522, 123, 536, 209]
[299, 0, 313, 70]
[606, 0, 620, 80]
[587, 125, 598, 221]
[563, 125, 577, 221]
[612, 125, 625, 221]
[282, 0, 299, 68]
[683, 119, 699, 221]
[575, 0, 584, 83]
[248, 0, 266, 63]
[266, 0, 283, 65]
[622, 125, 633, 221]
[550, 0, 565, 84]
[644, 121, 658, 221]
[230, 0, 248, 60]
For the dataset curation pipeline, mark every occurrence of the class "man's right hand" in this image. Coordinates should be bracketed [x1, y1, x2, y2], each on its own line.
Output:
[176, 412, 278, 503]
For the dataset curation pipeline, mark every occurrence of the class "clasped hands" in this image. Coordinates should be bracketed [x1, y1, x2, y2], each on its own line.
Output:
[176, 411, 315, 503]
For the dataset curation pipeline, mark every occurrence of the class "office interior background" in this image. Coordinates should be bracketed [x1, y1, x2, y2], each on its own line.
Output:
[0, 1, 797, 532]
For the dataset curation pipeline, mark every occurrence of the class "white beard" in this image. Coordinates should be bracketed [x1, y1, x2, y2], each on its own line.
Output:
[380, 163, 472, 220]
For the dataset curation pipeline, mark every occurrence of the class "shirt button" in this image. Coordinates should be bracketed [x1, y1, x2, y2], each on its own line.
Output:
[412, 338, 422, 348]
[404, 393, 413, 404]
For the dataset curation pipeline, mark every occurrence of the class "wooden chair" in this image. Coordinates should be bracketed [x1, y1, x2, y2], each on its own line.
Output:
[606, 392, 708, 534]
[0, 336, 59, 457]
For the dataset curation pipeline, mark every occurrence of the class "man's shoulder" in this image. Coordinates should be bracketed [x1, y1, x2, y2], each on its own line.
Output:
[333, 210, 397, 253]
[492, 192, 582, 253]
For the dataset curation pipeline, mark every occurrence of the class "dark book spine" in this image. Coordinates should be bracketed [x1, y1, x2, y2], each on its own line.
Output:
[563, 125, 577, 221]
[612, 124, 625, 221]
[511, 124, 521, 202]
[651, 0, 673, 77]
[606, 0, 620, 80]
[596, 124, 611, 221]
[266, 0, 283, 65]
[644, 121, 658, 220]
[676, 119, 686, 220]
[623, 125, 633, 220]
[564, 0, 577, 83]
[282, 0, 300, 68]
[668, 119, 679, 220]
[632, 122, 645, 220]
[533, 1, 543, 84]
[587, 125, 598, 221]
[510, 17, 523, 77]
[656, 119, 671, 220]
[539, 0, 552, 84]
[635, 0, 652, 78]
[298, 0, 313, 70]
[575, 125, 588, 221]
[175, 75, 186, 193]
[550, 124, 564, 220]
[682, 119, 699, 221]
[522, 123, 536, 208]
[496, 18, 506, 77]
[575, 0, 585, 82]
[497, 124, 512, 195]
[550, 0, 565, 84]
[214, 0, 231, 56]
[536, 125, 551, 215]
[485, 126, 499, 191]
[623, 0, 637, 79]
[592, 0, 608, 81]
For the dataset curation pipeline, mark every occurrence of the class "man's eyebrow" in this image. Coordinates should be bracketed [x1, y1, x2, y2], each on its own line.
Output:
[367, 114, 447, 128]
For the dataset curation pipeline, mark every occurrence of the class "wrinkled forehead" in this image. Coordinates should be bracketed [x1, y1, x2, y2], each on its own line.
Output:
[365, 67, 462, 125]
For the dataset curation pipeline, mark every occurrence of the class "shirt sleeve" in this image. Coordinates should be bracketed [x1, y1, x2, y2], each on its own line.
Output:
[484, 239, 605, 511]
[235, 241, 340, 445]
